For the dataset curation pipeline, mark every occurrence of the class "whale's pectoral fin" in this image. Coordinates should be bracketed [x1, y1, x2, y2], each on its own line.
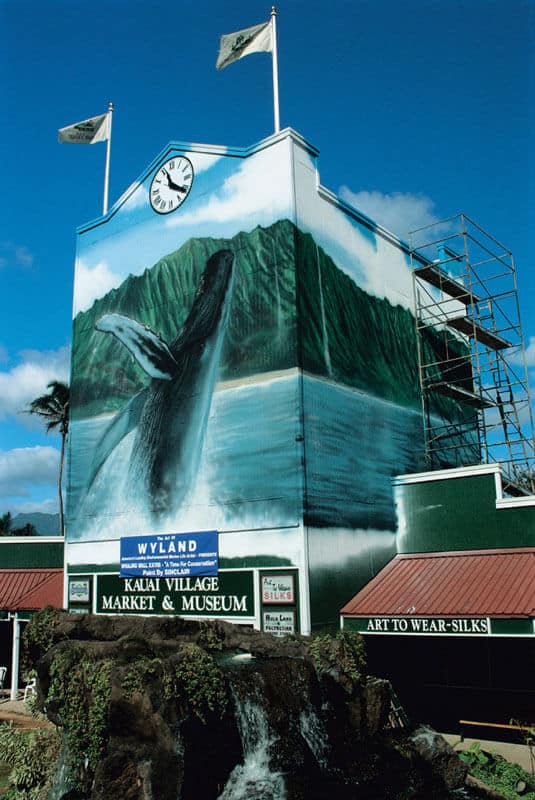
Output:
[85, 388, 149, 491]
[96, 313, 178, 380]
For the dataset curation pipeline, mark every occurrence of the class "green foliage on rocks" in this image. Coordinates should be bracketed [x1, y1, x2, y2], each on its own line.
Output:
[23, 606, 62, 657]
[458, 742, 535, 800]
[120, 655, 162, 698]
[47, 647, 113, 786]
[0, 722, 60, 800]
[310, 630, 367, 683]
[119, 645, 227, 723]
[163, 644, 227, 723]
[198, 621, 225, 652]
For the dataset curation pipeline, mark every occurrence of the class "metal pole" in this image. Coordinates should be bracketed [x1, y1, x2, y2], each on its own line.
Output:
[271, 8, 280, 133]
[103, 101, 113, 215]
[10, 613, 20, 701]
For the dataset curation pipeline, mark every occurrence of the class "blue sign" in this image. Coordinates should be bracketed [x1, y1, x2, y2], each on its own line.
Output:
[120, 530, 218, 578]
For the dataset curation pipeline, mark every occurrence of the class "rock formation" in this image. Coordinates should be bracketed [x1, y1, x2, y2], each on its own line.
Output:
[25, 610, 468, 799]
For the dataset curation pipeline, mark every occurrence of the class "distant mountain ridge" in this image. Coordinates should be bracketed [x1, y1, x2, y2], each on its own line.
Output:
[12, 512, 60, 536]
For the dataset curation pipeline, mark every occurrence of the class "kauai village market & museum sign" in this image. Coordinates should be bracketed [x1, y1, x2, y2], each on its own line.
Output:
[68, 530, 300, 635]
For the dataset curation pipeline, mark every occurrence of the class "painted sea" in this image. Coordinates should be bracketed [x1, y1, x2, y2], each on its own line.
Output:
[66, 373, 427, 543]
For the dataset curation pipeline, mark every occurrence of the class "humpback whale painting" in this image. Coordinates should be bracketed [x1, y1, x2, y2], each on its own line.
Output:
[81, 248, 235, 520]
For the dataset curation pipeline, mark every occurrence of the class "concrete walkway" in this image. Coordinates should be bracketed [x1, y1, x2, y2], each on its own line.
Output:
[0, 698, 50, 730]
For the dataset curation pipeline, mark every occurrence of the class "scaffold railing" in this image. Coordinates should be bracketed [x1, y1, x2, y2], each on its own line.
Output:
[409, 213, 535, 495]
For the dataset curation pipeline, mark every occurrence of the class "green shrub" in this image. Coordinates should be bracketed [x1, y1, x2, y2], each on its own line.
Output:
[310, 629, 367, 683]
[47, 647, 113, 788]
[0, 722, 60, 800]
[120, 655, 162, 698]
[458, 742, 535, 799]
[163, 644, 227, 722]
[198, 621, 224, 652]
[23, 607, 62, 656]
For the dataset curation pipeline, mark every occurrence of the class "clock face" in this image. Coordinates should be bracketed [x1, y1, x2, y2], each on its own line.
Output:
[150, 156, 194, 214]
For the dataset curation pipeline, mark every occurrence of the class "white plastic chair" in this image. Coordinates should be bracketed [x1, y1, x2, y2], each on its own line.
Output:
[0, 667, 6, 690]
[23, 677, 36, 702]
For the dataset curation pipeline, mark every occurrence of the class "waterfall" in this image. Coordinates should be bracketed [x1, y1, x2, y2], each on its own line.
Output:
[299, 704, 330, 770]
[47, 740, 76, 800]
[218, 688, 286, 800]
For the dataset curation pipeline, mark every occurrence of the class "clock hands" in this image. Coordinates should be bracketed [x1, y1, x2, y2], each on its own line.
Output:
[162, 168, 187, 194]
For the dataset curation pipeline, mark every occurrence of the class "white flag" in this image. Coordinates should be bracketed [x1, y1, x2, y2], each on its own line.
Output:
[216, 20, 273, 70]
[58, 112, 110, 144]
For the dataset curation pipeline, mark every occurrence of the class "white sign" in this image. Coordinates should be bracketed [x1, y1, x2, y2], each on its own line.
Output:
[69, 578, 91, 603]
[263, 610, 295, 637]
[262, 574, 295, 604]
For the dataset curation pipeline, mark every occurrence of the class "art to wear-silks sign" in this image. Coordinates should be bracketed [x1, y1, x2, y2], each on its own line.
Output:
[120, 531, 218, 578]
[348, 617, 491, 635]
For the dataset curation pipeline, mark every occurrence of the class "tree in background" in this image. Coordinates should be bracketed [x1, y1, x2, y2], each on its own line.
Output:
[0, 513, 37, 536]
[0, 512, 12, 535]
[27, 381, 70, 537]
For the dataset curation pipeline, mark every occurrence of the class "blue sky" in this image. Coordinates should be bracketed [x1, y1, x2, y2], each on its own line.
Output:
[0, 0, 533, 515]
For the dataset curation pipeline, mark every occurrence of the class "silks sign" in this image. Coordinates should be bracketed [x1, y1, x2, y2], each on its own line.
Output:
[97, 571, 253, 617]
[346, 617, 491, 635]
[120, 530, 218, 578]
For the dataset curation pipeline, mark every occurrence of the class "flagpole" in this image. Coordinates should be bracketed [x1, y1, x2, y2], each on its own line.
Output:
[103, 101, 113, 214]
[271, 7, 280, 133]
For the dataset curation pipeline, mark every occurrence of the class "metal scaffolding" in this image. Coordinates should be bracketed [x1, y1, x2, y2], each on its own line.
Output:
[409, 213, 535, 495]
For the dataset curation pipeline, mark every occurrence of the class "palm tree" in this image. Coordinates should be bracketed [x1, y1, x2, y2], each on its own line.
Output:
[27, 381, 69, 537]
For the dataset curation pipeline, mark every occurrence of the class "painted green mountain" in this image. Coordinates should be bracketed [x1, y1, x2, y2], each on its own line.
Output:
[295, 226, 472, 422]
[71, 222, 297, 418]
[71, 219, 470, 423]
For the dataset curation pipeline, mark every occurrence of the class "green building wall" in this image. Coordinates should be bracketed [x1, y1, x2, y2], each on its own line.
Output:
[394, 465, 535, 553]
[0, 538, 64, 570]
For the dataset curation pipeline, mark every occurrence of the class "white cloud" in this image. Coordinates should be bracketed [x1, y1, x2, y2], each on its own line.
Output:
[507, 336, 535, 369]
[0, 241, 34, 269]
[296, 180, 415, 308]
[73, 258, 123, 314]
[522, 337, 535, 367]
[122, 183, 149, 211]
[166, 146, 291, 228]
[189, 153, 223, 175]
[0, 345, 70, 421]
[14, 245, 33, 267]
[0, 446, 59, 498]
[339, 188, 441, 242]
[12, 497, 59, 514]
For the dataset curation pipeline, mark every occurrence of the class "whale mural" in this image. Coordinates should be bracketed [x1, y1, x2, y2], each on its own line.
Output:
[81, 248, 234, 519]
[66, 134, 476, 628]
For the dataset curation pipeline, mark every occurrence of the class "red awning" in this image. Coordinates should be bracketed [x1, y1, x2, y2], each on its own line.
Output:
[0, 569, 64, 611]
[340, 548, 535, 618]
